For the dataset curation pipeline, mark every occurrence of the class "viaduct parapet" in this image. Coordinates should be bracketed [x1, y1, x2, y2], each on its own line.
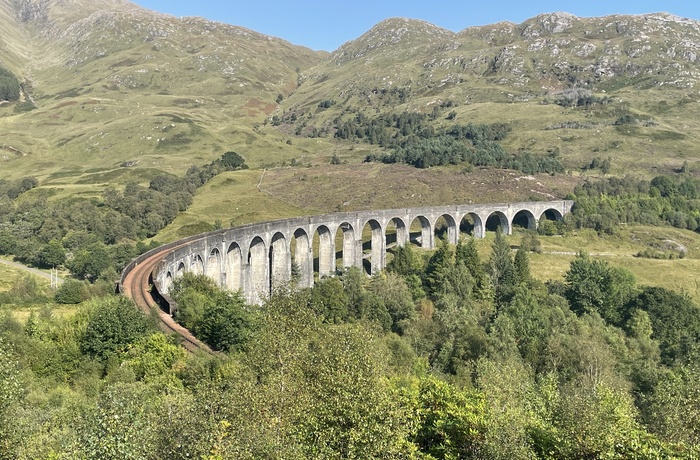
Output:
[123, 200, 573, 305]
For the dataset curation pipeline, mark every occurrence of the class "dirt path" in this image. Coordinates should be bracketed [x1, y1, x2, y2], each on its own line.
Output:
[0, 258, 63, 284]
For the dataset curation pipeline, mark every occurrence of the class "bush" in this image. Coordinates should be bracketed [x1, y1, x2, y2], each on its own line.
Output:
[80, 296, 153, 359]
[54, 280, 89, 304]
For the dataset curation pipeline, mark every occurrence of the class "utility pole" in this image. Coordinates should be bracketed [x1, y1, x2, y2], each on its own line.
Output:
[50, 268, 59, 289]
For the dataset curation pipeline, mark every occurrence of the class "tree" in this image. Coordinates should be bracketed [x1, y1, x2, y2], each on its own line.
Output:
[411, 375, 487, 458]
[67, 242, 113, 281]
[80, 296, 153, 359]
[564, 252, 635, 327]
[220, 151, 248, 170]
[310, 277, 349, 323]
[626, 286, 700, 364]
[645, 365, 700, 446]
[37, 239, 66, 268]
[425, 238, 454, 298]
[198, 290, 255, 352]
[54, 279, 88, 304]
[170, 273, 256, 352]
[489, 229, 515, 306]
[387, 243, 422, 277]
[513, 244, 530, 285]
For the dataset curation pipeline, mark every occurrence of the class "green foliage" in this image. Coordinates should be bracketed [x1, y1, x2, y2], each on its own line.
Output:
[80, 296, 153, 359]
[54, 279, 89, 304]
[220, 151, 248, 170]
[570, 174, 700, 234]
[387, 243, 423, 278]
[626, 286, 700, 365]
[425, 238, 454, 297]
[411, 375, 487, 458]
[645, 365, 700, 446]
[170, 273, 256, 352]
[489, 229, 515, 306]
[309, 276, 350, 323]
[0, 339, 22, 459]
[123, 333, 186, 387]
[37, 239, 66, 268]
[75, 383, 159, 459]
[339, 109, 562, 174]
[0, 66, 20, 102]
[67, 241, 113, 281]
[565, 252, 636, 326]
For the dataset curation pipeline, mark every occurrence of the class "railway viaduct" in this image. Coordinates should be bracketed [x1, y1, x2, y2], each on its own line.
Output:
[129, 200, 573, 305]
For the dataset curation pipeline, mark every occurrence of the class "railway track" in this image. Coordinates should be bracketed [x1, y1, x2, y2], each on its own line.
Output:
[119, 242, 215, 355]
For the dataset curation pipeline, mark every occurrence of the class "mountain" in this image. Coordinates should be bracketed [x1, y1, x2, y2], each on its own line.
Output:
[2, 3, 700, 191]
[0, 0, 324, 183]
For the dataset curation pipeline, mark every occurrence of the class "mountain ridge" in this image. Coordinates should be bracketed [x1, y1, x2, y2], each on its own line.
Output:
[2, 1, 700, 190]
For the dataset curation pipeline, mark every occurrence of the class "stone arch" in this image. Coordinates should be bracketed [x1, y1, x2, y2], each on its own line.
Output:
[226, 242, 242, 291]
[336, 222, 357, 269]
[538, 208, 564, 235]
[485, 211, 510, 234]
[434, 214, 458, 244]
[409, 215, 432, 248]
[540, 208, 563, 222]
[190, 254, 204, 275]
[163, 271, 173, 295]
[270, 232, 290, 292]
[459, 212, 484, 238]
[362, 219, 385, 275]
[385, 217, 408, 249]
[314, 225, 335, 279]
[512, 209, 537, 231]
[248, 236, 268, 302]
[293, 228, 313, 288]
[206, 248, 222, 284]
[175, 262, 185, 278]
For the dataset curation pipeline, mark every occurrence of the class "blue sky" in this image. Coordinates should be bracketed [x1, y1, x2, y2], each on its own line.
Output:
[131, 1, 700, 51]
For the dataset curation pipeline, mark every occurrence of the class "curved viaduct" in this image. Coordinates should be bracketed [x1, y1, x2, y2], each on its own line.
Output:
[122, 200, 573, 306]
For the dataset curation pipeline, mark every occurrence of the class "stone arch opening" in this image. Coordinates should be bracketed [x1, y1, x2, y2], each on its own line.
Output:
[434, 214, 458, 244]
[190, 254, 204, 275]
[175, 262, 185, 278]
[385, 217, 408, 249]
[226, 242, 242, 291]
[206, 248, 222, 284]
[512, 210, 536, 231]
[459, 212, 484, 239]
[313, 225, 335, 279]
[248, 236, 268, 302]
[293, 228, 312, 288]
[270, 232, 290, 292]
[362, 219, 384, 275]
[409, 216, 431, 248]
[540, 208, 563, 222]
[335, 222, 356, 270]
[485, 211, 510, 234]
[538, 208, 564, 235]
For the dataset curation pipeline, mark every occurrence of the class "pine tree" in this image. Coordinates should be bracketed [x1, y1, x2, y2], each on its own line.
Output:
[489, 229, 515, 306]
[456, 237, 487, 294]
[513, 236, 531, 285]
[425, 238, 454, 298]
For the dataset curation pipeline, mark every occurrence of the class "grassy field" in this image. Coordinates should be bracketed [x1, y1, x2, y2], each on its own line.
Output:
[0, 261, 50, 292]
[511, 225, 700, 302]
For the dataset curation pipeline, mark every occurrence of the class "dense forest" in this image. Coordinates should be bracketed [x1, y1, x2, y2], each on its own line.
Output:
[1, 226, 699, 458]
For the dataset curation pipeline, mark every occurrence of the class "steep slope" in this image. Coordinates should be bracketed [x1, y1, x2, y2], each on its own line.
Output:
[283, 12, 700, 176]
[4, 7, 700, 187]
[0, 0, 325, 182]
